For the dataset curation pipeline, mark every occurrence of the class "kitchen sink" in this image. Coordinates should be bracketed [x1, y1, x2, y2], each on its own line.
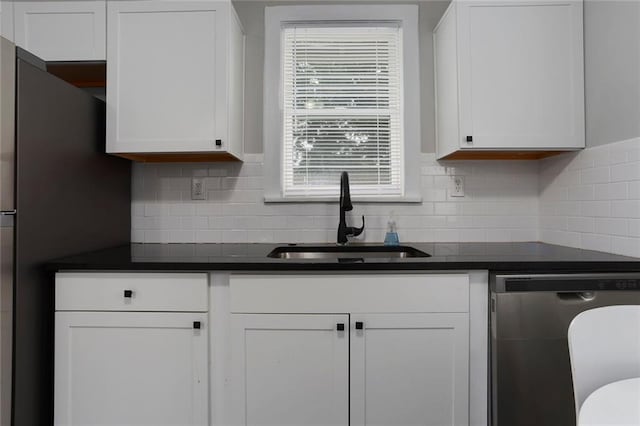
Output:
[267, 245, 431, 260]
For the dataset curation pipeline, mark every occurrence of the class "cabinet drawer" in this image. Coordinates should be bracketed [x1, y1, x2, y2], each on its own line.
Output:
[56, 272, 208, 312]
[230, 274, 469, 313]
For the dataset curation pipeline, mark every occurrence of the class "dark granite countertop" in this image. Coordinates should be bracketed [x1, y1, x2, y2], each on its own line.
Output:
[48, 242, 640, 273]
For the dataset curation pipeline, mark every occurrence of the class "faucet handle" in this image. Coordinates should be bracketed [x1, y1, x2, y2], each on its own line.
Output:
[351, 216, 365, 237]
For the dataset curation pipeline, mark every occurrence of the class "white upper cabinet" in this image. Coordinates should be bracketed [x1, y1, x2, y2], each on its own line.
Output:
[106, 0, 245, 161]
[0, 1, 15, 42]
[13, 1, 106, 61]
[434, 0, 585, 160]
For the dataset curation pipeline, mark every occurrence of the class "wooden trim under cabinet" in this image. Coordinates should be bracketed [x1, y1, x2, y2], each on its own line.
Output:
[46, 61, 106, 88]
[440, 150, 571, 161]
[113, 152, 243, 163]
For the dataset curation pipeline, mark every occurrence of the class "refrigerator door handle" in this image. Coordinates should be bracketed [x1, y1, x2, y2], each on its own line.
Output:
[0, 211, 14, 228]
[0, 219, 13, 425]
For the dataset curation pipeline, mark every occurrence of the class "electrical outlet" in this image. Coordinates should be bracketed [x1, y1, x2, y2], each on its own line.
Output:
[450, 176, 465, 197]
[191, 178, 206, 200]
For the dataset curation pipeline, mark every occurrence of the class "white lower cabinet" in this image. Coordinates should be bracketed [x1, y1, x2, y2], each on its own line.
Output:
[231, 314, 349, 426]
[351, 313, 469, 426]
[55, 312, 208, 426]
[231, 313, 469, 426]
[229, 274, 471, 426]
[53, 272, 480, 426]
[54, 272, 209, 426]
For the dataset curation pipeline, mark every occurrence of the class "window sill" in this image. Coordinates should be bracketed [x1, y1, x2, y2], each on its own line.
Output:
[263, 195, 423, 204]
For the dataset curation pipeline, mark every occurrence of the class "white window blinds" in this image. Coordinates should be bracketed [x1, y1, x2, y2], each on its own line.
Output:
[281, 25, 404, 198]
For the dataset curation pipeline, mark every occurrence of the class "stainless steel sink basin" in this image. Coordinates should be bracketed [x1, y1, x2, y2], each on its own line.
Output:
[267, 245, 431, 260]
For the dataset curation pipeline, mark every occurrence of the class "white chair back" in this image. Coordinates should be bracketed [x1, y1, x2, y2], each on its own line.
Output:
[568, 305, 640, 416]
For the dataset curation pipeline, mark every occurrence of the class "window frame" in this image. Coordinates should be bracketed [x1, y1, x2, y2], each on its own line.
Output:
[263, 4, 421, 203]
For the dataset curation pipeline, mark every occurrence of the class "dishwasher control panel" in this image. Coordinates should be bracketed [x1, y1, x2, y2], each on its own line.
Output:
[492, 273, 640, 293]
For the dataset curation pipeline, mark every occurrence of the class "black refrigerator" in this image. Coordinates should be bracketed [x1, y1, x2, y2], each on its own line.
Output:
[0, 37, 131, 425]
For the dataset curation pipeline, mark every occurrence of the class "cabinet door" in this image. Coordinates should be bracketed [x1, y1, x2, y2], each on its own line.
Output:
[106, 0, 228, 154]
[231, 314, 349, 426]
[54, 312, 208, 426]
[351, 313, 469, 426]
[457, 1, 584, 150]
[13, 1, 105, 61]
[0, 1, 14, 42]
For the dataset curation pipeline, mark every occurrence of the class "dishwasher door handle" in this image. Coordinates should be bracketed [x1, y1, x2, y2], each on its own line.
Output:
[557, 292, 596, 302]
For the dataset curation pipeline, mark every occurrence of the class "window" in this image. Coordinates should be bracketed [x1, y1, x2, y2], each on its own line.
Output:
[264, 5, 420, 202]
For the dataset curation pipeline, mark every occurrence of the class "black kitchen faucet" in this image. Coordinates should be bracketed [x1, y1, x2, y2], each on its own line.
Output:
[337, 171, 365, 245]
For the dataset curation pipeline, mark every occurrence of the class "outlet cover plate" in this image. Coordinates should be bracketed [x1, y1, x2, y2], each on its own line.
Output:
[450, 176, 465, 197]
[191, 178, 206, 200]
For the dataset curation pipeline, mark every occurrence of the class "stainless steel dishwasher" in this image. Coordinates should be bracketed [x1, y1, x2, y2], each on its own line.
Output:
[490, 273, 640, 426]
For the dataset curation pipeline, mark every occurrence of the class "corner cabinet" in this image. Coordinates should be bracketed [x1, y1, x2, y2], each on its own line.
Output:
[434, 0, 585, 160]
[229, 274, 470, 426]
[54, 273, 209, 426]
[105, 0, 244, 161]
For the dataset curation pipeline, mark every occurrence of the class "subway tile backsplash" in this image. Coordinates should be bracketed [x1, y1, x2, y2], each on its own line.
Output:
[131, 154, 540, 244]
[539, 138, 640, 257]
[131, 139, 640, 258]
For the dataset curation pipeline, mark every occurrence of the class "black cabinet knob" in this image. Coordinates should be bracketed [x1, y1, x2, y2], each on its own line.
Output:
[215, 139, 222, 147]
[355, 321, 363, 330]
[123, 290, 133, 298]
[193, 321, 201, 329]
[337, 323, 345, 331]
[466, 136, 473, 143]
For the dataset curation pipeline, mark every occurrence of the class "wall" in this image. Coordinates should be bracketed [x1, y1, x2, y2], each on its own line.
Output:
[584, 0, 640, 147]
[232, 0, 450, 154]
[537, 0, 639, 257]
[539, 138, 640, 258]
[131, 155, 539, 244]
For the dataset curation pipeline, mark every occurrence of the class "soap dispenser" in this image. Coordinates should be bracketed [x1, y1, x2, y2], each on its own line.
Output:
[384, 213, 399, 246]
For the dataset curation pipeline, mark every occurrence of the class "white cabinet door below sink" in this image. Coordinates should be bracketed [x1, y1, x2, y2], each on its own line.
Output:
[231, 314, 349, 426]
[350, 313, 469, 426]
